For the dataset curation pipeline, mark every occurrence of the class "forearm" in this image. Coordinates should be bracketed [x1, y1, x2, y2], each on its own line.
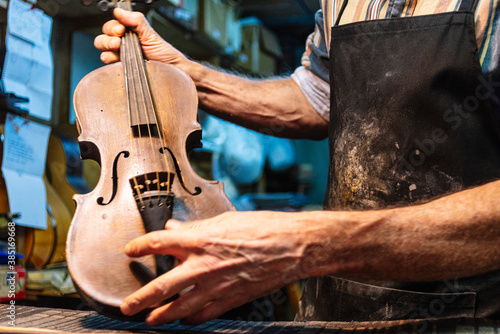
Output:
[178, 60, 328, 140]
[95, 10, 328, 140]
[296, 180, 500, 282]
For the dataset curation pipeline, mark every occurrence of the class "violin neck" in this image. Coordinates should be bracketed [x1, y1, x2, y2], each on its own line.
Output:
[117, 0, 140, 63]
[115, 0, 132, 11]
[118, 0, 159, 137]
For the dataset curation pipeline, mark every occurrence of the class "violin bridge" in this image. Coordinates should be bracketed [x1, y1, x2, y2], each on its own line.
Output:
[129, 172, 175, 208]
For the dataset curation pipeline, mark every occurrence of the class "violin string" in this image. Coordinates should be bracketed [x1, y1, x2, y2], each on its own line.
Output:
[129, 32, 161, 208]
[130, 29, 173, 201]
[122, 0, 173, 197]
[119, 0, 145, 209]
[121, 0, 173, 212]
[124, 31, 145, 210]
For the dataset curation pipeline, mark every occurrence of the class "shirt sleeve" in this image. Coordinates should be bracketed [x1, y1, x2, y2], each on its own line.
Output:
[291, 10, 331, 121]
[291, 66, 330, 121]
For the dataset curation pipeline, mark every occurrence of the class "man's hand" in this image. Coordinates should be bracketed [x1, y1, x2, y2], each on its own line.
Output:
[93, 7, 328, 140]
[117, 180, 500, 326]
[120, 211, 315, 326]
[94, 8, 188, 68]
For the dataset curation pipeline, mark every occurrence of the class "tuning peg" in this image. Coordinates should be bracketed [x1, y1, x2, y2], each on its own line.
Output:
[79, 0, 156, 10]
[98, 0, 113, 11]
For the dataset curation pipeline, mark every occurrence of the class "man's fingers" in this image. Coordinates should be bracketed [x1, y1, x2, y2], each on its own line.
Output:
[181, 295, 247, 325]
[120, 264, 198, 316]
[144, 287, 212, 326]
[125, 230, 194, 258]
[102, 19, 125, 37]
[163, 219, 204, 230]
[94, 34, 121, 52]
[95, 22, 122, 64]
[164, 219, 183, 230]
[100, 51, 120, 64]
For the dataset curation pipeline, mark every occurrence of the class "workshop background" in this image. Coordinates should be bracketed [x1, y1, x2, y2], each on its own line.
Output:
[0, 0, 326, 322]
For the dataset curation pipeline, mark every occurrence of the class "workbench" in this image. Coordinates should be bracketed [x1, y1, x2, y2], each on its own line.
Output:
[0, 304, 499, 333]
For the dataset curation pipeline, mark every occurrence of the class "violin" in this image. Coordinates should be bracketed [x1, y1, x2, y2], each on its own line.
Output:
[66, 0, 235, 320]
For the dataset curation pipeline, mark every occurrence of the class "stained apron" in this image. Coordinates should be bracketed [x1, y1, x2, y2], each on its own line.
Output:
[296, 0, 500, 321]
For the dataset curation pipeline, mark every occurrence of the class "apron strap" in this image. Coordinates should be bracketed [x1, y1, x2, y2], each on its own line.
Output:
[334, 0, 349, 26]
[385, 0, 409, 18]
[385, 0, 477, 18]
[458, 0, 478, 11]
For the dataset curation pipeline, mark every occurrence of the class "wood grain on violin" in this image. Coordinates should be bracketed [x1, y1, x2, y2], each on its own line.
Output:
[66, 0, 235, 320]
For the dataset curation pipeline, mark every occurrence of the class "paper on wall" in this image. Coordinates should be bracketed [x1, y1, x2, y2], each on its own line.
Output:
[1, 0, 53, 120]
[2, 113, 51, 229]
[6, 0, 43, 44]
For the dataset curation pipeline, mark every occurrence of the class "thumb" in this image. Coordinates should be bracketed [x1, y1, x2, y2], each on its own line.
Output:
[113, 8, 149, 33]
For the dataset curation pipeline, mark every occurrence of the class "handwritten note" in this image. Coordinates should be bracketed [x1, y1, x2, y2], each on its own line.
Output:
[6, 0, 42, 44]
[2, 114, 51, 229]
[1, 0, 53, 120]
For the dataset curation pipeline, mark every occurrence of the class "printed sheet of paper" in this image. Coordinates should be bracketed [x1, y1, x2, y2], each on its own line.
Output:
[2, 114, 51, 229]
[1, 0, 53, 120]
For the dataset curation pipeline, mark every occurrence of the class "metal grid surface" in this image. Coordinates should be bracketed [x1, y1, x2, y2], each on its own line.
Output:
[0, 305, 499, 333]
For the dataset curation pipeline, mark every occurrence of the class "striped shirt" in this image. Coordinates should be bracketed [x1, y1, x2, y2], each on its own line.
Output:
[291, 0, 500, 120]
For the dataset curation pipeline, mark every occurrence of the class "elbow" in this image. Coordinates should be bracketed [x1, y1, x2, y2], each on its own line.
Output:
[309, 124, 329, 140]
[298, 117, 329, 140]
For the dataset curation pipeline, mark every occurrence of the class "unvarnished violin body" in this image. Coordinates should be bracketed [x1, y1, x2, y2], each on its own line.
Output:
[67, 30, 235, 319]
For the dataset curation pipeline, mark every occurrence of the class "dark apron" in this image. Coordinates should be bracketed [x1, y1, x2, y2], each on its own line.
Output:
[296, 0, 500, 321]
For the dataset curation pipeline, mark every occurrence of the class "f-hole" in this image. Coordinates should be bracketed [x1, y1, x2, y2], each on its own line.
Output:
[97, 150, 130, 205]
[161, 147, 201, 196]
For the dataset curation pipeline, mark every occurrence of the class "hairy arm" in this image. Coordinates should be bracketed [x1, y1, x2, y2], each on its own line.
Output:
[184, 63, 328, 139]
[301, 179, 500, 282]
[121, 180, 500, 325]
[95, 8, 328, 139]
